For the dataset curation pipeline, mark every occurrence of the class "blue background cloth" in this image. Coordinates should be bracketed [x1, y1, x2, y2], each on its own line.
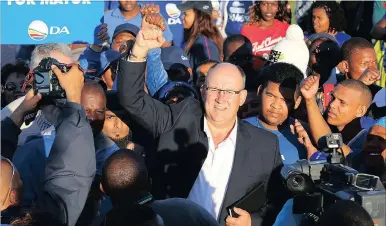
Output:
[1, 1, 104, 44]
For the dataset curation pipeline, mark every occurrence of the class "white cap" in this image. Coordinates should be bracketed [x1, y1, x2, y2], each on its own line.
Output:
[267, 24, 309, 77]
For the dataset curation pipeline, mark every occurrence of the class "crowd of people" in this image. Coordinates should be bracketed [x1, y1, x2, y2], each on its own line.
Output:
[1, 1, 386, 226]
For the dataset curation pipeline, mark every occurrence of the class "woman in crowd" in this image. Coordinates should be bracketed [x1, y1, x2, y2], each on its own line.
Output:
[1, 62, 30, 108]
[241, 0, 290, 69]
[307, 1, 351, 47]
[177, 1, 223, 70]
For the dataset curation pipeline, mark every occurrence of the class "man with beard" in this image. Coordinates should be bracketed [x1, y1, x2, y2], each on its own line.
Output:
[103, 110, 133, 149]
[300, 76, 373, 159]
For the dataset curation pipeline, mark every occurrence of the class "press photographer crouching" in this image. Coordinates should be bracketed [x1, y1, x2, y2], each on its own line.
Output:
[1, 62, 96, 226]
[280, 133, 385, 226]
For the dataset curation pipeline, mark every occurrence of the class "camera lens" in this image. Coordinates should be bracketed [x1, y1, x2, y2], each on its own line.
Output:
[287, 174, 314, 194]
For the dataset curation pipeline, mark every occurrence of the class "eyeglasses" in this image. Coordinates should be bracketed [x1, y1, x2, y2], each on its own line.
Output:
[1, 157, 16, 206]
[204, 86, 244, 98]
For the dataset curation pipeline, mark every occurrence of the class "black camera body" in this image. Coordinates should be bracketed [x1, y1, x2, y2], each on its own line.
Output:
[281, 133, 386, 225]
[32, 57, 70, 99]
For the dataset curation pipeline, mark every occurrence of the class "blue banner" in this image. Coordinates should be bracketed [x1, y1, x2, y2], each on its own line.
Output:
[1, 0, 104, 44]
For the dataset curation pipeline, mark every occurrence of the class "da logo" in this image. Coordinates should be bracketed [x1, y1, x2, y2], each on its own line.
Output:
[28, 20, 70, 41]
[165, 3, 182, 25]
[165, 3, 181, 18]
[28, 20, 48, 41]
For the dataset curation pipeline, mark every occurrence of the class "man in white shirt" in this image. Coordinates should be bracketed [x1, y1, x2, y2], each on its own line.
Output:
[117, 17, 285, 226]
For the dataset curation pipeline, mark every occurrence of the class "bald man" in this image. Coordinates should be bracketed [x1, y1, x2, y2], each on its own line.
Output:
[81, 81, 107, 136]
[117, 25, 284, 226]
[0, 158, 23, 211]
[300, 76, 374, 157]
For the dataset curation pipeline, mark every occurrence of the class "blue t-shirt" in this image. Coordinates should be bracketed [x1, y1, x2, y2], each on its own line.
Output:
[224, 0, 253, 36]
[184, 35, 221, 70]
[103, 6, 173, 43]
[244, 117, 307, 164]
[104, 1, 119, 11]
[334, 32, 351, 47]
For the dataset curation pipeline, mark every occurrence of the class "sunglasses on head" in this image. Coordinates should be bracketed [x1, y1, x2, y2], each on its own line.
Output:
[1, 157, 16, 206]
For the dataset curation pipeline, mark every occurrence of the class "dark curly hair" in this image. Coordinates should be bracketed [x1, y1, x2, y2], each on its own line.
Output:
[1, 61, 29, 86]
[248, 0, 290, 25]
[310, 1, 347, 33]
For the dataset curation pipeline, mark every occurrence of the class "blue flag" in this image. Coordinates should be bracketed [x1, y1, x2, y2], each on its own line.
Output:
[1, 0, 104, 44]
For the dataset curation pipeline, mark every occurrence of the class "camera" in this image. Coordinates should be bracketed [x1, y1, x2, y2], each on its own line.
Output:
[32, 57, 70, 99]
[281, 133, 386, 225]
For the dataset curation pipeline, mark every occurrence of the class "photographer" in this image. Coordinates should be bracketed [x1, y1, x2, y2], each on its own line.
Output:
[16, 43, 73, 145]
[1, 64, 96, 226]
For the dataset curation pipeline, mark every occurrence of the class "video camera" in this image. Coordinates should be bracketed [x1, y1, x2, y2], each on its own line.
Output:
[281, 133, 386, 225]
[29, 57, 71, 99]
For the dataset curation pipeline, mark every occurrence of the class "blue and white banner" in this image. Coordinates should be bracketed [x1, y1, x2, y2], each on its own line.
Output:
[1, 0, 104, 44]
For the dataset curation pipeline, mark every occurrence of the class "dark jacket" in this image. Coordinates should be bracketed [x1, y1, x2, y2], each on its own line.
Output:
[1, 102, 96, 226]
[117, 60, 286, 226]
[151, 198, 219, 226]
[102, 198, 220, 226]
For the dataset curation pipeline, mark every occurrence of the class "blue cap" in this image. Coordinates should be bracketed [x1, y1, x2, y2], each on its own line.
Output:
[112, 23, 140, 40]
[79, 47, 120, 78]
[374, 117, 386, 128]
[177, 1, 212, 15]
[161, 46, 190, 70]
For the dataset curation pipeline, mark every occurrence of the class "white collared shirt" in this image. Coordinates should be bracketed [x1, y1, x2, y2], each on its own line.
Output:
[188, 117, 238, 220]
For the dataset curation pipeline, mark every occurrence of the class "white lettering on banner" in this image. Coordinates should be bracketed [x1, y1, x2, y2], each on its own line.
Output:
[252, 36, 284, 53]
[7, 0, 90, 5]
[168, 18, 182, 25]
[7, 0, 36, 5]
[50, 26, 70, 35]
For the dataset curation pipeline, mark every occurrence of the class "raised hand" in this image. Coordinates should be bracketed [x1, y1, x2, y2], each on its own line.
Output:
[358, 67, 381, 86]
[131, 11, 166, 60]
[300, 76, 319, 100]
[141, 3, 160, 16]
[290, 119, 318, 159]
[143, 13, 166, 31]
[141, 4, 165, 32]
[97, 23, 110, 42]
